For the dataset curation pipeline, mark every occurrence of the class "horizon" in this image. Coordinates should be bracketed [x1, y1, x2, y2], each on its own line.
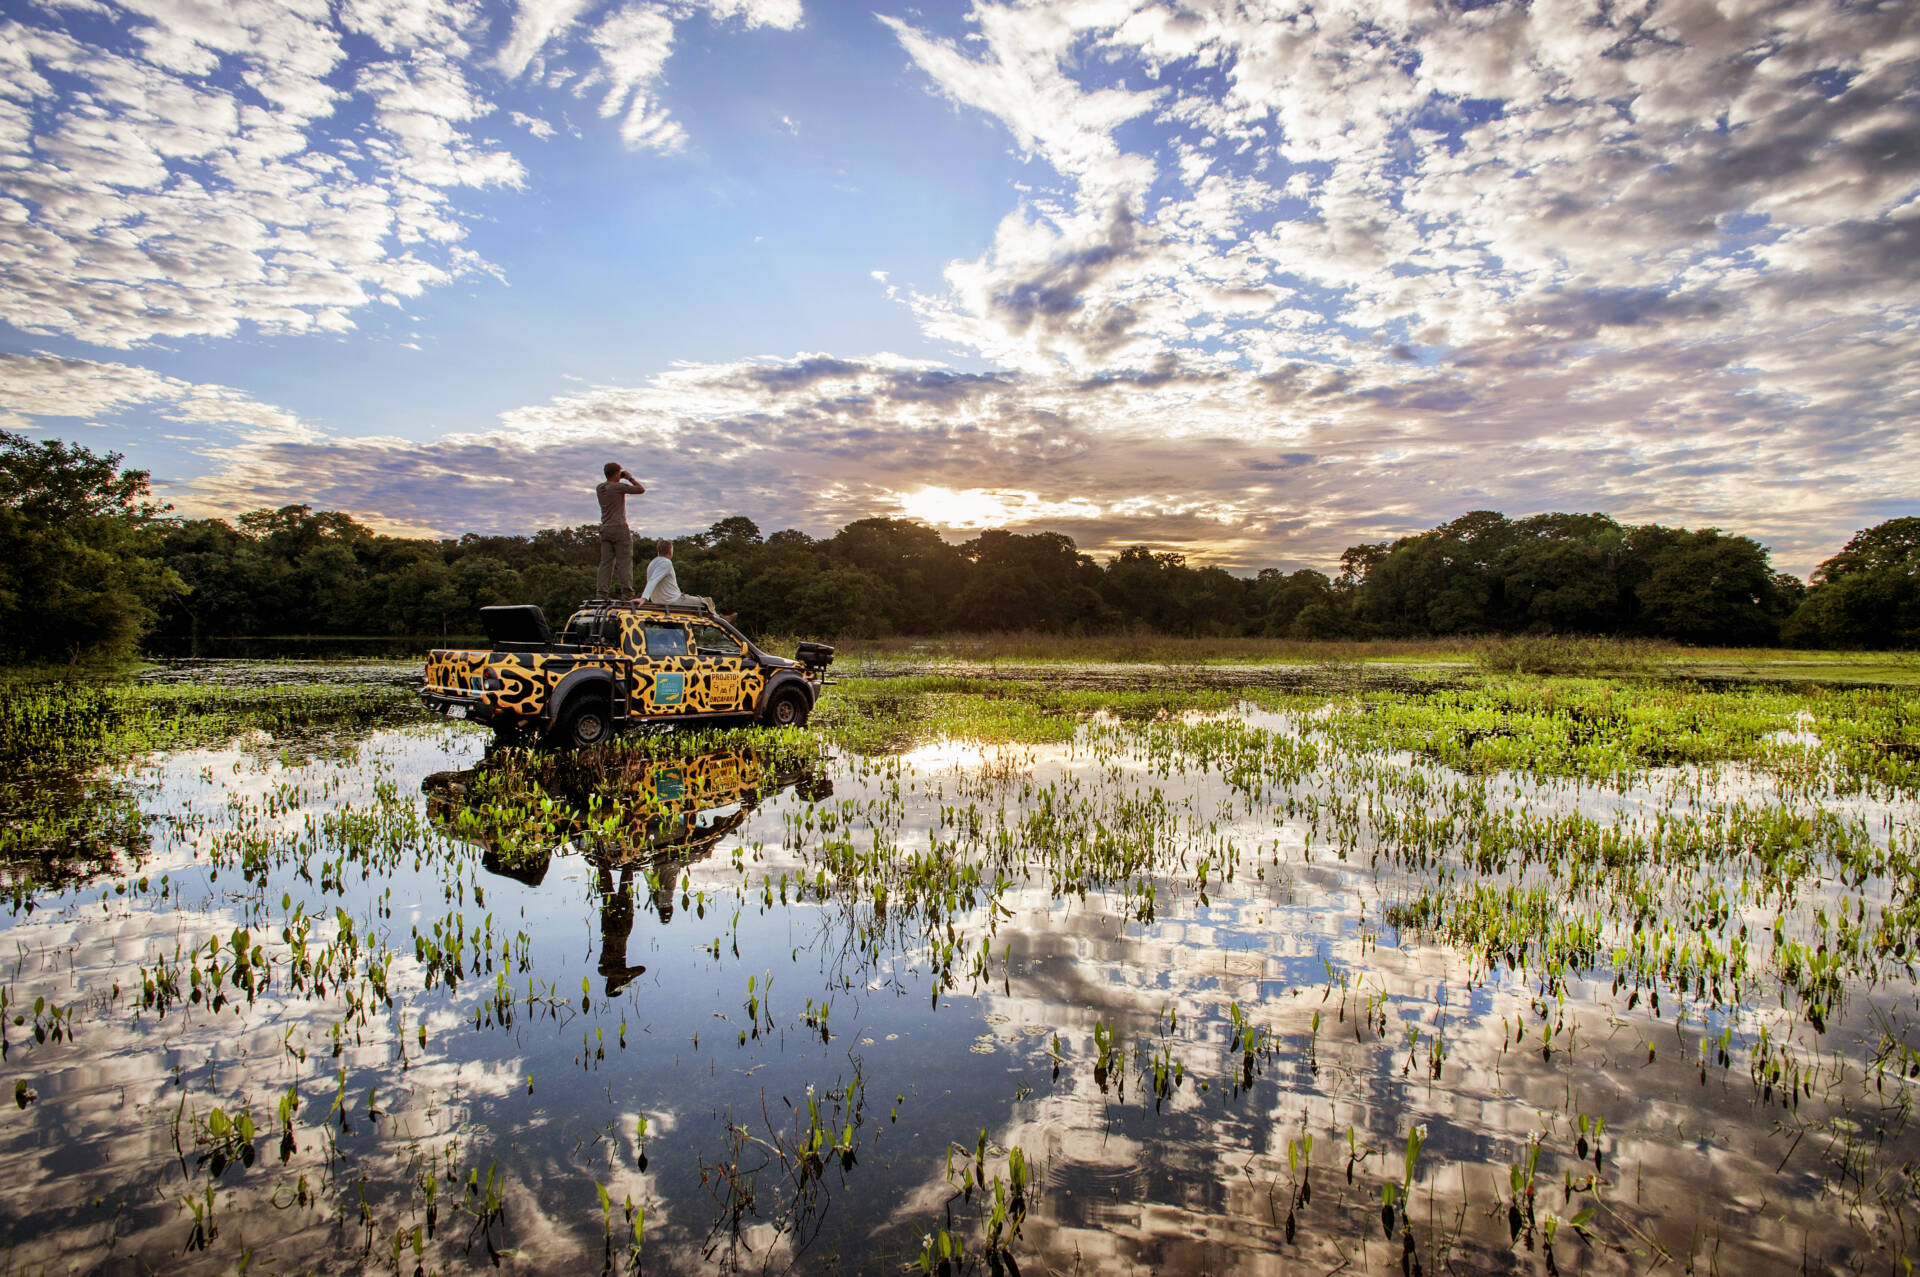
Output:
[179, 496, 1842, 584]
[2, 0, 1916, 579]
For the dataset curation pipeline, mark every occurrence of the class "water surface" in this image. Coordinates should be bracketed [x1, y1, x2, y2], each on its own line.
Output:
[2, 667, 1916, 1273]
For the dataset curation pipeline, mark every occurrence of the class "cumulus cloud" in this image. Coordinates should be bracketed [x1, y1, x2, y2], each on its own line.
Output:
[127, 343, 1918, 576]
[0, 0, 808, 347]
[828, 0, 1920, 566]
[7, 0, 1914, 580]
[885, 0, 1920, 389]
[0, 351, 319, 444]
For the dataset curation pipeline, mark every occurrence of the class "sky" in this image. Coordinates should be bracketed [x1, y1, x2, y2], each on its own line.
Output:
[1, 0, 1916, 577]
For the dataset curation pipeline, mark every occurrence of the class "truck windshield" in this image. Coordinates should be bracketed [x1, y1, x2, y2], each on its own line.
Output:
[690, 623, 742, 656]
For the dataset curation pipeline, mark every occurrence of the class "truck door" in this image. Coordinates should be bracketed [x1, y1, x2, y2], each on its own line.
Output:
[639, 620, 694, 713]
[688, 620, 753, 713]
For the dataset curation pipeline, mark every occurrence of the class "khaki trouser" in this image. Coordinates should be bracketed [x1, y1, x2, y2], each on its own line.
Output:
[597, 525, 633, 595]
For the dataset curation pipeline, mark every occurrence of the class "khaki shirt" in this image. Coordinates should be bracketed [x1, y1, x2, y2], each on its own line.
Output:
[597, 478, 640, 527]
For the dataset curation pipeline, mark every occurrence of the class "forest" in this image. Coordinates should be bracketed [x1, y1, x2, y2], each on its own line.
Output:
[2, 431, 1915, 660]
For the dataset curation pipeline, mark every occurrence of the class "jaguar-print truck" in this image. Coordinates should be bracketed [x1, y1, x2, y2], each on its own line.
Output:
[420, 600, 834, 747]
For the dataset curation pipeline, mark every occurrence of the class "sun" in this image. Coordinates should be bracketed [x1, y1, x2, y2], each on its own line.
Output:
[896, 486, 1102, 530]
[898, 487, 1019, 528]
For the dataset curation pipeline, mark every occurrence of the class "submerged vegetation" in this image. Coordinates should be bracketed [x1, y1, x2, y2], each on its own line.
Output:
[1, 657, 1918, 1271]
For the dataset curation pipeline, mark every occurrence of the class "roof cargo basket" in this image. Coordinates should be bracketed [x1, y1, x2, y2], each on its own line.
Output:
[480, 604, 552, 646]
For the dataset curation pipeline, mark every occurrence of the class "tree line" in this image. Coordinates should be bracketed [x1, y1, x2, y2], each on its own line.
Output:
[2, 431, 1915, 661]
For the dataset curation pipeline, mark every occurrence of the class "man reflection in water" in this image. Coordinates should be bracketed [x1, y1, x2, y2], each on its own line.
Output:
[596, 866, 649, 995]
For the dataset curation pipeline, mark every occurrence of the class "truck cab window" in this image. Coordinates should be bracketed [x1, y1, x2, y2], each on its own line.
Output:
[643, 624, 690, 657]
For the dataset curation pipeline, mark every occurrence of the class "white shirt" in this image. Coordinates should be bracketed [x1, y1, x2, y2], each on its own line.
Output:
[642, 555, 683, 604]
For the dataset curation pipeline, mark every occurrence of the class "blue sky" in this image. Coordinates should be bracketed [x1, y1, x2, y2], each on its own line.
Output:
[3, 0, 1916, 575]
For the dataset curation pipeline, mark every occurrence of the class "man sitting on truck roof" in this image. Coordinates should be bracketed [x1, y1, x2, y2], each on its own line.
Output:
[642, 540, 736, 623]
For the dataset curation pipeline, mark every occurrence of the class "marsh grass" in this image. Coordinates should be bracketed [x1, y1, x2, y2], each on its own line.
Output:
[815, 671, 1920, 791]
[796, 630, 1482, 667]
[778, 631, 1920, 686]
[815, 675, 1261, 752]
[0, 675, 415, 776]
[1470, 634, 1670, 676]
[5, 658, 1920, 1274]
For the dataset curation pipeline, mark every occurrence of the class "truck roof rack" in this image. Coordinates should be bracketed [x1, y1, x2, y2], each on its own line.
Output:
[578, 597, 719, 618]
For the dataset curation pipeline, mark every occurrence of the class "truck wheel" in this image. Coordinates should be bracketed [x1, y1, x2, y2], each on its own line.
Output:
[554, 696, 613, 748]
[763, 685, 811, 728]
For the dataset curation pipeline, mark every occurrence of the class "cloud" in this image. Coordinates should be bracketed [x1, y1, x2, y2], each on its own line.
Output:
[882, 1, 1920, 382]
[124, 341, 1919, 577]
[9, 0, 1914, 581]
[0, 0, 810, 347]
[0, 351, 319, 445]
[496, 0, 599, 79]
[588, 5, 685, 151]
[688, 0, 800, 30]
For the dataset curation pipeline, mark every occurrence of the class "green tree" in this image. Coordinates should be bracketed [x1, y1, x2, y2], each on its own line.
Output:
[1630, 527, 1782, 645]
[955, 530, 1104, 630]
[1255, 568, 1338, 636]
[787, 565, 897, 637]
[1499, 513, 1626, 632]
[1782, 517, 1920, 648]
[827, 518, 964, 633]
[154, 519, 273, 653]
[0, 432, 184, 662]
[1101, 546, 1191, 631]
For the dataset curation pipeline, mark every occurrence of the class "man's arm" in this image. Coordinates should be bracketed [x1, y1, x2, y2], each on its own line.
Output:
[619, 470, 646, 494]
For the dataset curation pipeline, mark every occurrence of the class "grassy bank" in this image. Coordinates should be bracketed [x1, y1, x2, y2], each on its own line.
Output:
[787, 631, 1920, 683]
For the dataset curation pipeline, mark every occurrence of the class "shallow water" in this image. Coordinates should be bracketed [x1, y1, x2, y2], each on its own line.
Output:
[2, 670, 1917, 1274]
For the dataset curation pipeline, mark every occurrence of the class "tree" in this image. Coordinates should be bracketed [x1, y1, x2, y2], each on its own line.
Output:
[1256, 569, 1338, 636]
[697, 516, 763, 549]
[0, 432, 184, 662]
[1783, 517, 1920, 648]
[101, 495, 1883, 651]
[787, 566, 897, 637]
[827, 518, 964, 633]
[955, 530, 1103, 630]
[1499, 514, 1626, 632]
[154, 519, 272, 653]
[1101, 546, 1190, 630]
[1631, 527, 1782, 645]
[1331, 510, 1801, 643]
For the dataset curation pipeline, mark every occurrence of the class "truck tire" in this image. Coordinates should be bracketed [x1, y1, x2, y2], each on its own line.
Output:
[762, 684, 811, 728]
[553, 695, 614, 748]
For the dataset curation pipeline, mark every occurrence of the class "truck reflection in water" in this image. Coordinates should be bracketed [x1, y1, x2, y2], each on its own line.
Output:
[422, 742, 830, 993]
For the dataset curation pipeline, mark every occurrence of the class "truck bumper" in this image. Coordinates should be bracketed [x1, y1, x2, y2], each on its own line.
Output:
[419, 689, 498, 723]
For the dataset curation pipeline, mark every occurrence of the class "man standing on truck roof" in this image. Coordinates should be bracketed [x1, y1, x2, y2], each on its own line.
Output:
[595, 462, 645, 596]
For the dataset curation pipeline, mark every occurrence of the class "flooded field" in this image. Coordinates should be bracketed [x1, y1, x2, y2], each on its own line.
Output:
[2, 664, 1918, 1274]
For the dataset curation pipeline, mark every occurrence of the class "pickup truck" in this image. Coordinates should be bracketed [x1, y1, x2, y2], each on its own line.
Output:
[420, 600, 834, 747]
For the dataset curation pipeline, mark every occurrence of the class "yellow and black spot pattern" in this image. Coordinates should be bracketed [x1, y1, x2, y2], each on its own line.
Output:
[422, 605, 800, 727]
